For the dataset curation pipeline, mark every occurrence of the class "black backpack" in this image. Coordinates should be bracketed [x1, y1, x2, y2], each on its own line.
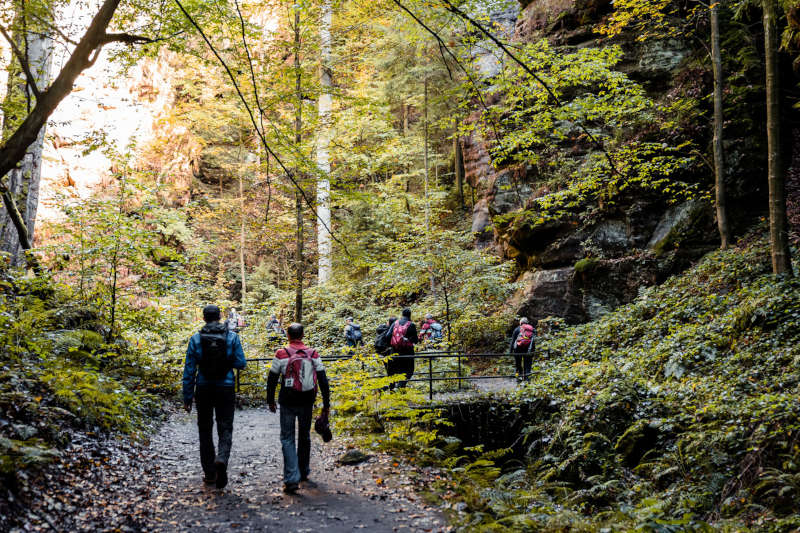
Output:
[199, 322, 231, 379]
[351, 324, 363, 343]
[375, 324, 391, 353]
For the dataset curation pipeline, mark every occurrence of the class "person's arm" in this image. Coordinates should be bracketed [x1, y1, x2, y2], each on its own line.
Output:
[408, 322, 419, 344]
[267, 349, 286, 412]
[182, 336, 199, 410]
[266, 371, 279, 412]
[231, 333, 246, 369]
[317, 370, 330, 410]
[509, 327, 519, 353]
[528, 330, 536, 354]
[313, 353, 331, 411]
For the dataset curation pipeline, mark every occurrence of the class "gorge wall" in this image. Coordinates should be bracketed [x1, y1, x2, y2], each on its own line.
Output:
[462, 0, 781, 325]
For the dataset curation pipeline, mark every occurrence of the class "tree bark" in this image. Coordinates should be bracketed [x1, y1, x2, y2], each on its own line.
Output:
[763, 0, 794, 275]
[239, 170, 247, 304]
[316, 0, 332, 284]
[454, 134, 464, 209]
[711, 3, 731, 250]
[0, 26, 53, 265]
[294, 6, 304, 322]
[0, 0, 125, 266]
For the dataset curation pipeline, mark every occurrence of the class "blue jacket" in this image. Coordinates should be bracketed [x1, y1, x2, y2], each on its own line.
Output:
[182, 326, 246, 404]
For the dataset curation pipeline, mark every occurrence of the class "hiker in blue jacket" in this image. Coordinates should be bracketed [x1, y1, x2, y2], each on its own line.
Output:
[183, 304, 247, 489]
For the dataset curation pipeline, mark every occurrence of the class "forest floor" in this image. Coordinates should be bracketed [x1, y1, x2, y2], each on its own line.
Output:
[8, 408, 449, 532]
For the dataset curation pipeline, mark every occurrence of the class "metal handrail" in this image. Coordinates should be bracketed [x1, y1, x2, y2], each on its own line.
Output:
[236, 350, 529, 400]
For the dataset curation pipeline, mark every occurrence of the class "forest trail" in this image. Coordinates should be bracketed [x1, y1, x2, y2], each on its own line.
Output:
[134, 408, 448, 532]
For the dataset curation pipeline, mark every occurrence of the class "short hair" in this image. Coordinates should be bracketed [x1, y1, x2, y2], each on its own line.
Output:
[520, 317, 529, 324]
[425, 313, 433, 320]
[346, 317, 353, 322]
[402, 308, 411, 318]
[287, 322, 304, 340]
[203, 305, 221, 322]
[388, 316, 397, 325]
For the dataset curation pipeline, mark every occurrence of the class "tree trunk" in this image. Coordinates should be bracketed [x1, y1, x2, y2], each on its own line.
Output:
[0, 0, 126, 268]
[0, 26, 53, 265]
[711, 3, 731, 249]
[316, 0, 332, 284]
[239, 170, 247, 303]
[454, 134, 464, 209]
[294, 6, 304, 322]
[424, 76, 433, 294]
[763, 0, 794, 275]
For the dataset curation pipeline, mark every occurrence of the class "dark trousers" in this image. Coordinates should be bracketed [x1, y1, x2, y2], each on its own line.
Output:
[195, 385, 235, 476]
[386, 355, 415, 389]
[279, 403, 313, 484]
[513, 345, 533, 378]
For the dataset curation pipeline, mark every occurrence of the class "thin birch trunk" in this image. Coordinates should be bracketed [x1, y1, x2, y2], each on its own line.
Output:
[316, 0, 332, 284]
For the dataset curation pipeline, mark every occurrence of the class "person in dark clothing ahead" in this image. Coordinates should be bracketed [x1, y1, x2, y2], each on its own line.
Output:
[386, 308, 419, 388]
[267, 323, 331, 494]
[509, 317, 535, 381]
[183, 304, 247, 489]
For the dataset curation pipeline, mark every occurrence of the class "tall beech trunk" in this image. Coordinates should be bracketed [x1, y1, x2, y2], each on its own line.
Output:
[316, 0, 332, 284]
[294, 6, 304, 321]
[711, 3, 731, 249]
[454, 134, 464, 209]
[0, 0, 136, 269]
[0, 27, 52, 265]
[239, 171, 247, 303]
[763, 0, 794, 275]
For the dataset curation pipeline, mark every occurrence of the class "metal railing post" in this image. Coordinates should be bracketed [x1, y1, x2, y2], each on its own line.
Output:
[428, 355, 433, 401]
[457, 351, 462, 390]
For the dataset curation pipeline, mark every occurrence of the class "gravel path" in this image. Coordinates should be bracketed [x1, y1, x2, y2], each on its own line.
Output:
[141, 408, 447, 532]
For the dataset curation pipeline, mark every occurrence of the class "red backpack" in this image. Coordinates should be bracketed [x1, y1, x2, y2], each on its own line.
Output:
[282, 346, 318, 392]
[390, 321, 413, 349]
[516, 324, 534, 348]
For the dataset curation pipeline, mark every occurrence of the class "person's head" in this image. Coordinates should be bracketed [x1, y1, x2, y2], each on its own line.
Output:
[346, 317, 353, 324]
[388, 316, 397, 325]
[520, 317, 529, 325]
[287, 322, 304, 340]
[271, 315, 277, 320]
[402, 308, 411, 319]
[425, 313, 433, 320]
[203, 305, 221, 323]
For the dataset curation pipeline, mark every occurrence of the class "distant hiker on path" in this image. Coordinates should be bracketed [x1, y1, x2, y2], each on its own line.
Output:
[420, 313, 444, 346]
[386, 308, 419, 388]
[182, 304, 247, 489]
[510, 317, 535, 381]
[344, 317, 363, 348]
[267, 323, 331, 494]
[226, 307, 244, 332]
[266, 314, 283, 335]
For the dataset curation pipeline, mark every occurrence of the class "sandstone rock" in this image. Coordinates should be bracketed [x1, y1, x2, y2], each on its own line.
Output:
[471, 199, 493, 245]
[647, 199, 707, 254]
[489, 169, 533, 215]
[514, 267, 584, 323]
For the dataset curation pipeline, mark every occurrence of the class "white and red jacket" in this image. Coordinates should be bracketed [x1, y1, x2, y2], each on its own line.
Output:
[267, 340, 330, 407]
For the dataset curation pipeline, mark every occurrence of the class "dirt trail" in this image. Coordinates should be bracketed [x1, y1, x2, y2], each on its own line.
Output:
[139, 408, 446, 532]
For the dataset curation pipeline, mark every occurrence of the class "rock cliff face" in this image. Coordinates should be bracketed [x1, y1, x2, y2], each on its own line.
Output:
[463, 0, 766, 324]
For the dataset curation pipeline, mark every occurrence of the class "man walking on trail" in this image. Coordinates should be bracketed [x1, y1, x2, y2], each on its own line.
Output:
[267, 323, 331, 494]
[510, 317, 535, 381]
[183, 304, 247, 489]
[344, 317, 363, 348]
[386, 308, 419, 389]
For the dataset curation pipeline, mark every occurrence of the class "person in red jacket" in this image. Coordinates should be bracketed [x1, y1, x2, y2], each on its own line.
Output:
[509, 317, 535, 381]
[267, 323, 331, 494]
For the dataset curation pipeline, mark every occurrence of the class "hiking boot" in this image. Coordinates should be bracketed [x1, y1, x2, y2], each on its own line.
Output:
[300, 477, 318, 488]
[203, 472, 217, 485]
[283, 482, 299, 494]
[215, 461, 228, 489]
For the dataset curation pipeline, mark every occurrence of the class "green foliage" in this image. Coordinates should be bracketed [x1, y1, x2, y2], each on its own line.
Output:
[438, 236, 800, 531]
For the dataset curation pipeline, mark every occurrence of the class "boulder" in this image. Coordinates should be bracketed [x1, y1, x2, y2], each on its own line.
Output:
[337, 449, 369, 465]
[647, 199, 709, 254]
[513, 268, 585, 323]
[471, 199, 493, 245]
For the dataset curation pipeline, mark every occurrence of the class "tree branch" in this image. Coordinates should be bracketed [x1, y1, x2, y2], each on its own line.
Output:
[0, 24, 42, 99]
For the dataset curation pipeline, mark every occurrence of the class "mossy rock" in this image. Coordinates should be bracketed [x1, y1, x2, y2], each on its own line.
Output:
[338, 449, 369, 465]
[150, 245, 181, 265]
[614, 419, 660, 467]
[574, 257, 599, 274]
